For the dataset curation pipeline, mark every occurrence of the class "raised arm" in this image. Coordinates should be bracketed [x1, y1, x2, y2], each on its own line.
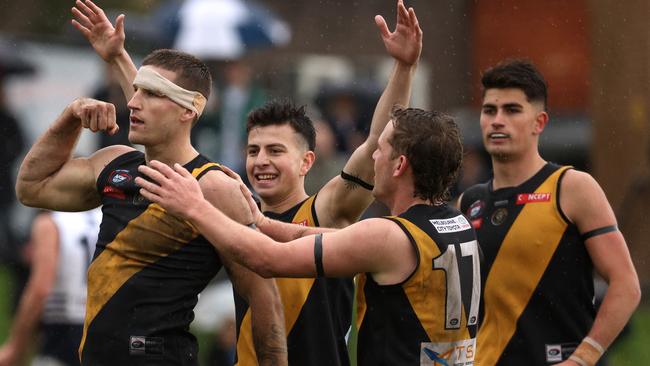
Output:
[198, 171, 287, 365]
[0, 213, 58, 366]
[16, 98, 131, 211]
[315, 0, 422, 227]
[559, 170, 641, 366]
[72, 0, 137, 101]
[135, 161, 414, 283]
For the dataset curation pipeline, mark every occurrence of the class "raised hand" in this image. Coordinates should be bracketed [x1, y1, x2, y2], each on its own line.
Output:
[70, 98, 119, 135]
[375, 0, 423, 66]
[71, 0, 125, 62]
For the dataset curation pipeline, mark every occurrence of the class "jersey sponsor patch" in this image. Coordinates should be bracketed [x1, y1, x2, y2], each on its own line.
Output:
[430, 215, 472, 233]
[420, 339, 475, 365]
[516, 192, 551, 205]
[293, 219, 308, 226]
[130, 336, 164, 356]
[545, 343, 578, 363]
[470, 218, 482, 229]
[103, 185, 126, 200]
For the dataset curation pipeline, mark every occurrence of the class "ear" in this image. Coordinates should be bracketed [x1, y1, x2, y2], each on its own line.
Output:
[532, 111, 549, 135]
[180, 108, 198, 125]
[393, 155, 409, 177]
[299, 150, 316, 176]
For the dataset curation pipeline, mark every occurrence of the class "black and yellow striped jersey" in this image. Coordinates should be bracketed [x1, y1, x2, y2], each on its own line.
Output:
[356, 204, 480, 366]
[81, 151, 223, 366]
[234, 195, 354, 366]
[460, 163, 595, 365]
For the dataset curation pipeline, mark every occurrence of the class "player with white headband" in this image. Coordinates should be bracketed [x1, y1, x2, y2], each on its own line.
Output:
[16, 7, 287, 363]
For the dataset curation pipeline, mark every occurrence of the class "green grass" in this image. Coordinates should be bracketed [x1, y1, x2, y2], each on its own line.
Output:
[0, 265, 13, 342]
[608, 305, 650, 365]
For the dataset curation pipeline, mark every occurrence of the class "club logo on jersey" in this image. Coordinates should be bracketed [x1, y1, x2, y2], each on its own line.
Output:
[490, 207, 508, 226]
[420, 339, 475, 365]
[516, 192, 551, 205]
[103, 185, 126, 200]
[109, 169, 132, 186]
[430, 215, 471, 233]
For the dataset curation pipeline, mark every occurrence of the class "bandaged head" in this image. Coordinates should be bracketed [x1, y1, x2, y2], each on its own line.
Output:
[133, 66, 207, 117]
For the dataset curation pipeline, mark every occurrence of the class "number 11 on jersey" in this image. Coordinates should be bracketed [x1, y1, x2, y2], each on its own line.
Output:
[432, 240, 480, 329]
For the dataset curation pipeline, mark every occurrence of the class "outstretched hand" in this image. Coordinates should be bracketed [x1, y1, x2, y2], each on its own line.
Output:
[135, 160, 205, 220]
[375, 0, 422, 66]
[221, 166, 265, 227]
[71, 0, 125, 62]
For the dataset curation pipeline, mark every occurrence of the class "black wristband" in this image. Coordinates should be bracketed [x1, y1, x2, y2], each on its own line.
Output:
[580, 225, 618, 241]
[340, 171, 374, 191]
[314, 233, 325, 277]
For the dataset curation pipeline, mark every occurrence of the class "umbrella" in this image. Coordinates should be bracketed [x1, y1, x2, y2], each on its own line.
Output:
[173, 0, 291, 60]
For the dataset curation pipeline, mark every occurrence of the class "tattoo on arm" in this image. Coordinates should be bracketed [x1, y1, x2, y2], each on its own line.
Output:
[340, 171, 374, 191]
[344, 179, 361, 192]
[253, 323, 287, 366]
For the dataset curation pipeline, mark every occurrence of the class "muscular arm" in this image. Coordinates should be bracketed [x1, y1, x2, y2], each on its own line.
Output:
[315, 0, 422, 228]
[560, 170, 641, 356]
[0, 213, 59, 366]
[135, 161, 415, 283]
[16, 98, 130, 211]
[199, 171, 287, 365]
[72, 0, 138, 101]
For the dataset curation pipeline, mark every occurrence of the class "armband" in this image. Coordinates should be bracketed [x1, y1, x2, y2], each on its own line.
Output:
[340, 171, 374, 191]
[568, 336, 605, 366]
[580, 225, 618, 241]
[314, 233, 325, 277]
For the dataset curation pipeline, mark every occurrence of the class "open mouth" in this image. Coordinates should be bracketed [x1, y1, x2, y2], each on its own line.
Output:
[488, 132, 509, 140]
[255, 174, 278, 183]
[130, 116, 144, 125]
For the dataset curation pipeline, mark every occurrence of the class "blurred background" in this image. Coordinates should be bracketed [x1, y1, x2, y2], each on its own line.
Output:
[0, 0, 647, 365]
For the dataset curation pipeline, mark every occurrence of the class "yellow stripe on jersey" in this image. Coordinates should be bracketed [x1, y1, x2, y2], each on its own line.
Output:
[235, 311, 257, 365]
[79, 203, 200, 356]
[477, 166, 571, 366]
[392, 217, 471, 342]
[235, 195, 318, 366]
[355, 274, 367, 331]
[276, 278, 316, 333]
[293, 195, 316, 226]
[191, 162, 221, 177]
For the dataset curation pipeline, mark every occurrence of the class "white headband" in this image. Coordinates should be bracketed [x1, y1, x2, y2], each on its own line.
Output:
[133, 66, 207, 117]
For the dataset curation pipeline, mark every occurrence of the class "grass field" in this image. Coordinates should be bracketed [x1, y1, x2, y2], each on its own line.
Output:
[0, 265, 13, 342]
[609, 305, 650, 364]
[0, 266, 647, 364]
